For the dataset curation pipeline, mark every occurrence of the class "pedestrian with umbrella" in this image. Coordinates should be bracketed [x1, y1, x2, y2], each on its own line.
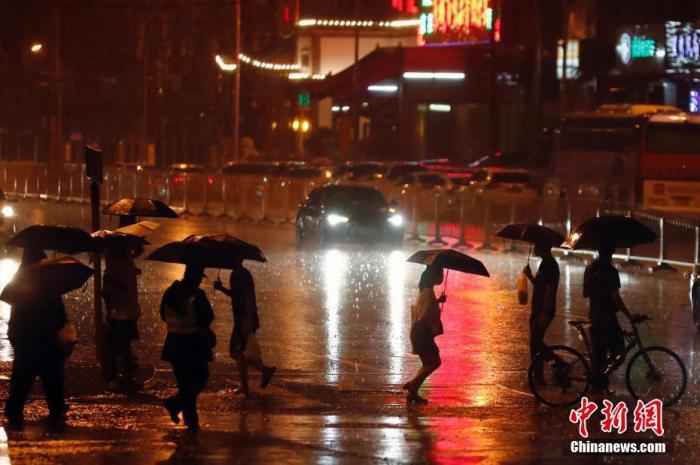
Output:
[158, 264, 214, 431]
[93, 230, 148, 390]
[497, 224, 563, 383]
[213, 250, 276, 397]
[2, 253, 93, 431]
[403, 249, 490, 404]
[149, 233, 275, 398]
[565, 215, 651, 393]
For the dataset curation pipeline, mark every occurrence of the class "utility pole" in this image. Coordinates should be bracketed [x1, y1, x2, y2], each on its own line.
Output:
[560, 0, 570, 113]
[233, 0, 241, 161]
[53, 6, 64, 168]
[489, 0, 501, 154]
[530, 0, 544, 158]
[142, 11, 149, 164]
[352, 0, 360, 147]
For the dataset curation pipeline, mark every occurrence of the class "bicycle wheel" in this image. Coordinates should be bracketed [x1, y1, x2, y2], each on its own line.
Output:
[625, 346, 687, 407]
[529, 345, 591, 407]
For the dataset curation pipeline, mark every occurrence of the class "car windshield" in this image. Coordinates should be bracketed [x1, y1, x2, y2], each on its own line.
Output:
[646, 124, 700, 154]
[324, 187, 387, 209]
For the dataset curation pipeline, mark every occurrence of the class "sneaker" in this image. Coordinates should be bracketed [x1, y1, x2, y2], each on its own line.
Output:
[261, 366, 276, 389]
[163, 398, 180, 425]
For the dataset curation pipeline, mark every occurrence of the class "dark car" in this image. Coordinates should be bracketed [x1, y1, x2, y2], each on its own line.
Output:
[295, 185, 405, 246]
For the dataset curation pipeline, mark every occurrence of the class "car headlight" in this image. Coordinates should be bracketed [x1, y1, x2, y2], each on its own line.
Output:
[1, 205, 15, 218]
[326, 214, 349, 227]
[387, 213, 404, 227]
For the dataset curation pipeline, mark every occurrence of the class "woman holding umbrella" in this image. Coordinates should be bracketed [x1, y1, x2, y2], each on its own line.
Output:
[403, 264, 446, 404]
[403, 249, 490, 404]
[160, 264, 214, 431]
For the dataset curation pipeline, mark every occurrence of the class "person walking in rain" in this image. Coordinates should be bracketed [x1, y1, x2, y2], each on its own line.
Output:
[584, 244, 635, 393]
[161, 265, 214, 431]
[523, 241, 560, 383]
[403, 264, 446, 404]
[214, 259, 276, 398]
[5, 249, 69, 430]
[102, 243, 142, 389]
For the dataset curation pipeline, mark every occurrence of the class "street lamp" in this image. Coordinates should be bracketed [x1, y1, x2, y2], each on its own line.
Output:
[30, 42, 44, 54]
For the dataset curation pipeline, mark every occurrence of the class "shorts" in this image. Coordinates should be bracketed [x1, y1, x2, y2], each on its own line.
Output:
[410, 321, 440, 365]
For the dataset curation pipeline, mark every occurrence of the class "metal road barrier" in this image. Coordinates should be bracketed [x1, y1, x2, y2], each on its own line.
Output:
[2, 162, 700, 274]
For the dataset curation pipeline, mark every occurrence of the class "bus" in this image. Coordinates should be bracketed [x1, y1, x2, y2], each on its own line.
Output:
[551, 104, 700, 214]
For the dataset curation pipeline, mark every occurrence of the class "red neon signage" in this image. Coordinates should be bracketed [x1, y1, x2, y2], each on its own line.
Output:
[392, 0, 419, 14]
[426, 0, 493, 43]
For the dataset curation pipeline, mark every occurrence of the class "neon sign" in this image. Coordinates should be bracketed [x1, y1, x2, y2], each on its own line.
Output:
[666, 21, 700, 72]
[420, 0, 492, 43]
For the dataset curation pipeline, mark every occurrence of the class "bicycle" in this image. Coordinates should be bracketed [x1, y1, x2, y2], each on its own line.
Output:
[528, 314, 687, 408]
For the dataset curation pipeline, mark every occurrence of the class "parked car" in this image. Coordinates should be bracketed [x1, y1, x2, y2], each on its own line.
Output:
[295, 184, 404, 246]
[333, 162, 388, 185]
[470, 168, 539, 201]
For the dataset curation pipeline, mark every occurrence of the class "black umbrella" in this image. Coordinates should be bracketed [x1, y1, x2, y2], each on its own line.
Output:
[104, 198, 178, 219]
[0, 256, 94, 305]
[147, 234, 266, 269]
[7, 225, 94, 254]
[407, 249, 490, 277]
[496, 224, 565, 246]
[563, 215, 657, 250]
[91, 229, 149, 252]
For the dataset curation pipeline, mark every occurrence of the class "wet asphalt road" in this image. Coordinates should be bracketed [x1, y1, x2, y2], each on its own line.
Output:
[0, 201, 698, 464]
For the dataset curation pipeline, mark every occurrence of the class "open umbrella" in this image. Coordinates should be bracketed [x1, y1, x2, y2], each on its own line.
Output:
[91, 229, 149, 252]
[496, 224, 565, 246]
[0, 256, 94, 305]
[104, 198, 178, 219]
[7, 225, 94, 254]
[147, 234, 266, 269]
[115, 220, 160, 238]
[407, 249, 490, 277]
[563, 215, 657, 250]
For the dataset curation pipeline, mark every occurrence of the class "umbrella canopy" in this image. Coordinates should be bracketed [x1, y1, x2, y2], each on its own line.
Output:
[104, 198, 178, 219]
[115, 220, 160, 238]
[407, 249, 490, 277]
[0, 256, 94, 305]
[563, 215, 657, 250]
[496, 224, 565, 246]
[7, 225, 94, 254]
[147, 234, 266, 268]
[91, 230, 149, 252]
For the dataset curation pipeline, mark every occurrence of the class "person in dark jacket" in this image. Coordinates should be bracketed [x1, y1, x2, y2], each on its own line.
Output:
[523, 241, 560, 383]
[161, 265, 214, 431]
[402, 264, 446, 404]
[5, 249, 69, 431]
[214, 260, 275, 398]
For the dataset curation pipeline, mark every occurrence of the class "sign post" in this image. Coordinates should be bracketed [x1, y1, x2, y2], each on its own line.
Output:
[84, 145, 107, 378]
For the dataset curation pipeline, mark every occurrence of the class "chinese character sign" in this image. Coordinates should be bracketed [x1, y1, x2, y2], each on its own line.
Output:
[569, 398, 665, 438]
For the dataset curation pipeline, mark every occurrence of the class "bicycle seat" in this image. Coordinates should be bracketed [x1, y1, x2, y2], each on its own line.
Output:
[568, 320, 592, 329]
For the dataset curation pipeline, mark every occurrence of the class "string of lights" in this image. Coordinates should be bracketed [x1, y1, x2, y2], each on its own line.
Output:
[216, 54, 300, 73]
[297, 18, 420, 29]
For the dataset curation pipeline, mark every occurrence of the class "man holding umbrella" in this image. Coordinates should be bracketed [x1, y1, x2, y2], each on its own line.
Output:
[497, 224, 563, 383]
[566, 216, 653, 393]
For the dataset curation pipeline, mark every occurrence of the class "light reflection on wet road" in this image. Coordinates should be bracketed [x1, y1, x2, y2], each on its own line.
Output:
[0, 201, 697, 465]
